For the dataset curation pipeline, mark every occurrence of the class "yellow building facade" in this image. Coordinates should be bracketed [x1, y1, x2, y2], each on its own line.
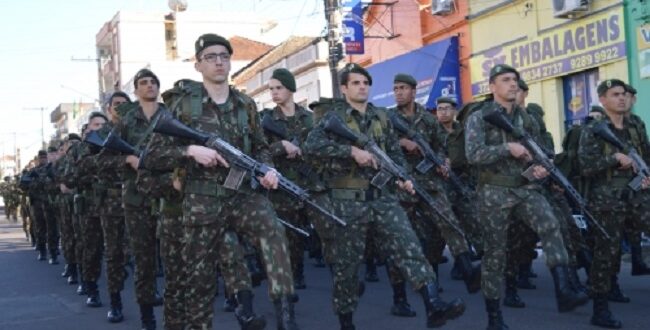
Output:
[468, 0, 628, 149]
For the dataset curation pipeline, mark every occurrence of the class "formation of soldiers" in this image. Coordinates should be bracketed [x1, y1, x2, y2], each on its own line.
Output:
[10, 32, 649, 330]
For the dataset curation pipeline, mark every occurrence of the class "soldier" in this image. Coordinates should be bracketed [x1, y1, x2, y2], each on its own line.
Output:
[24, 150, 52, 261]
[261, 68, 316, 290]
[57, 134, 82, 285]
[303, 64, 465, 329]
[465, 64, 587, 329]
[44, 145, 62, 265]
[578, 79, 650, 328]
[112, 70, 165, 330]
[17, 170, 32, 242]
[143, 33, 295, 330]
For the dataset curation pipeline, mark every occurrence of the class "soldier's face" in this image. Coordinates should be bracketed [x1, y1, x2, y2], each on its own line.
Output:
[489, 73, 518, 103]
[393, 82, 415, 106]
[515, 89, 528, 107]
[88, 117, 106, 132]
[436, 103, 456, 124]
[599, 87, 627, 115]
[38, 156, 47, 165]
[195, 45, 231, 85]
[269, 79, 292, 105]
[625, 92, 636, 111]
[47, 152, 57, 162]
[135, 78, 160, 102]
[341, 73, 370, 104]
[108, 96, 128, 122]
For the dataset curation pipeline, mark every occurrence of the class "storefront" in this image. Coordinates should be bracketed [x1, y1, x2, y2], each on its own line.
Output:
[624, 0, 650, 123]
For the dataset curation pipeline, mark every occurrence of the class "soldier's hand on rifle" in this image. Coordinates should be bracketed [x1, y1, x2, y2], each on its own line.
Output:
[531, 165, 549, 180]
[397, 179, 415, 195]
[351, 146, 377, 169]
[259, 169, 279, 190]
[614, 153, 633, 170]
[186, 145, 229, 168]
[125, 155, 140, 171]
[399, 138, 421, 155]
[60, 183, 71, 194]
[641, 177, 650, 190]
[172, 177, 182, 191]
[282, 140, 302, 159]
[507, 142, 532, 162]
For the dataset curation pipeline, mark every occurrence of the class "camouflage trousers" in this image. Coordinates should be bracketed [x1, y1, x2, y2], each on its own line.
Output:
[182, 192, 292, 330]
[275, 206, 308, 274]
[504, 222, 538, 280]
[124, 203, 158, 305]
[81, 213, 103, 282]
[159, 199, 187, 330]
[59, 195, 77, 264]
[449, 189, 484, 254]
[31, 200, 59, 252]
[311, 192, 436, 315]
[477, 185, 568, 300]
[100, 194, 126, 294]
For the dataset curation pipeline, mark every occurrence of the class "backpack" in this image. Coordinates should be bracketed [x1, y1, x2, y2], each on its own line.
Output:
[447, 101, 486, 171]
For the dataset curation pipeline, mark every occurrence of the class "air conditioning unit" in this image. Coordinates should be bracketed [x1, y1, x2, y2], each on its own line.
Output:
[432, 0, 454, 16]
[553, 0, 590, 19]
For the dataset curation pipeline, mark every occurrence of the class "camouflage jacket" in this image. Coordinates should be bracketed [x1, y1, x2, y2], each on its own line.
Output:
[303, 101, 406, 195]
[26, 162, 54, 202]
[143, 81, 271, 197]
[465, 101, 542, 188]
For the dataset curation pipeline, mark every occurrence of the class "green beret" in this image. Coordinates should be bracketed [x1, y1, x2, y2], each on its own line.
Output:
[590, 105, 605, 114]
[518, 79, 529, 91]
[625, 84, 637, 95]
[340, 63, 372, 86]
[38, 150, 47, 157]
[271, 68, 296, 92]
[67, 133, 81, 142]
[436, 97, 457, 107]
[526, 103, 544, 117]
[133, 68, 160, 89]
[394, 73, 417, 88]
[489, 64, 520, 82]
[596, 79, 626, 96]
[195, 33, 233, 56]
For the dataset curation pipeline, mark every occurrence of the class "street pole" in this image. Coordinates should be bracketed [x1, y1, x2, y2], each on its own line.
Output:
[23, 107, 47, 150]
[324, 0, 344, 99]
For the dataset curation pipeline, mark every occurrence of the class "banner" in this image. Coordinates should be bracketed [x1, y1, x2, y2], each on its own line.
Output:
[342, 0, 364, 55]
[638, 24, 650, 79]
[471, 8, 626, 95]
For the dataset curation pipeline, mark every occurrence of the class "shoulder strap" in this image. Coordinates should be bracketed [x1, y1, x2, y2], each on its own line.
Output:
[133, 110, 163, 151]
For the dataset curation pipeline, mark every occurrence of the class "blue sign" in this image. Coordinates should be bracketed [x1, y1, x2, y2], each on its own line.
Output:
[342, 0, 364, 54]
[562, 68, 599, 130]
[366, 36, 461, 109]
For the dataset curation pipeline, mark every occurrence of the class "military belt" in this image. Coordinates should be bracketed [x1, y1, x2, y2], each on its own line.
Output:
[329, 188, 381, 202]
[185, 179, 235, 198]
[478, 172, 528, 188]
[599, 176, 631, 188]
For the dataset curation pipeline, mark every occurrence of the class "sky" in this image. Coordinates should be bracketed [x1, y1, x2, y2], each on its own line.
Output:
[0, 0, 325, 168]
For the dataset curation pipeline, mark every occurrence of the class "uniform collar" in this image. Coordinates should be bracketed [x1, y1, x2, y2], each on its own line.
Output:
[272, 103, 307, 121]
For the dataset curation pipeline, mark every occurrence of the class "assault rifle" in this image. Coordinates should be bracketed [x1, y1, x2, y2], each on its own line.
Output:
[261, 113, 316, 180]
[592, 121, 650, 192]
[483, 110, 610, 239]
[389, 114, 473, 198]
[322, 112, 465, 236]
[84, 130, 146, 169]
[152, 111, 346, 227]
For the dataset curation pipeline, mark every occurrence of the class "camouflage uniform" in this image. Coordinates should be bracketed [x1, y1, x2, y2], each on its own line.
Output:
[464, 101, 569, 300]
[56, 147, 79, 275]
[26, 162, 60, 257]
[144, 82, 293, 329]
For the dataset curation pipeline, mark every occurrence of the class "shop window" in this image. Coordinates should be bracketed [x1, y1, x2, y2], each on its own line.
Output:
[562, 68, 599, 131]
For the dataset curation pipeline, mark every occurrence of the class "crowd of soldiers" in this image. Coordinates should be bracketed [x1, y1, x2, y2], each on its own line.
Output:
[7, 32, 649, 330]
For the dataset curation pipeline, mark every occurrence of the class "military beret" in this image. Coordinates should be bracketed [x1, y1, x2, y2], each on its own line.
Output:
[394, 73, 417, 88]
[625, 84, 637, 95]
[37, 150, 47, 157]
[489, 64, 520, 82]
[589, 105, 605, 114]
[340, 63, 372, 86]
[270, 68, 296, 92]
[518, 79, 529, 91]
[597, 79, 626, 96]
[47, 146, 58, 153]
[195, 33, 233, 56]
[133, 68, 160, 89]
[526, 103, 544, 117]
[67, 133, 81, 141]
[436, 97, 457, 107]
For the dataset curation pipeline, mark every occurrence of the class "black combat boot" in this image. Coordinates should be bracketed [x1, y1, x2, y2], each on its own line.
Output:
[37, 244, 46, 261]
[61, 264, 71, 277]
[272, 296, 299, 330]
[450, 260, 463, 280]
[153, 290, 164, 307]
[567, 266, 589, 297]
[293, 262, 306, 290]
[48, 250, 59, 265]
[313, 256, 326, 268]
[107, 292, 124, 323]
[85, 281, 103, 307]
[419, 282, 465, 328]
[431, 263, 442, 292]
[77, 282, 87, 295]
[139, 304, 156, 330]
[338, 312, 355, 330]
[224, 293, 238, 312]
[503, 276, 525, 308]
[67, 263, 79, 285]
[591, 294, 622, 329]
[456, 252, 481, 293]
[607, 275, 630, 303]
[234, 290, 266, 330]
[485, 298, 509, 330]
[364, 259, 379, 282]
[630, 242, 650, 276]
[550, 266, 589, 312]
[390, 283, 416, 317]
[516, 262, 536, 289]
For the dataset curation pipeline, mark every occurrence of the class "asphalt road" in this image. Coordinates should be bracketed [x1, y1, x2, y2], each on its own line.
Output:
[0, 211, 648, 330]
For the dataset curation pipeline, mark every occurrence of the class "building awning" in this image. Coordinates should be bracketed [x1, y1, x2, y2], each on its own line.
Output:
[366, 36, 461, 109]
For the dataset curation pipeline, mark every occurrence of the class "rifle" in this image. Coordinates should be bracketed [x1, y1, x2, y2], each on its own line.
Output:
[277, 217, 310, 237]
[261, 113, 315, 179]
[483, 110, 610, 239]
[389, 114, 473, 198]
[152, 111, 346, 227]
[322, 112, 465, 237]
[84, 130, 146, 168]
[592, 121, 650, 192]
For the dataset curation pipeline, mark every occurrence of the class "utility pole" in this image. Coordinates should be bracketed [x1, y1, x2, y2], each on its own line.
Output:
[323, 0, 345, 98]
[23, 107, 47, 150]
